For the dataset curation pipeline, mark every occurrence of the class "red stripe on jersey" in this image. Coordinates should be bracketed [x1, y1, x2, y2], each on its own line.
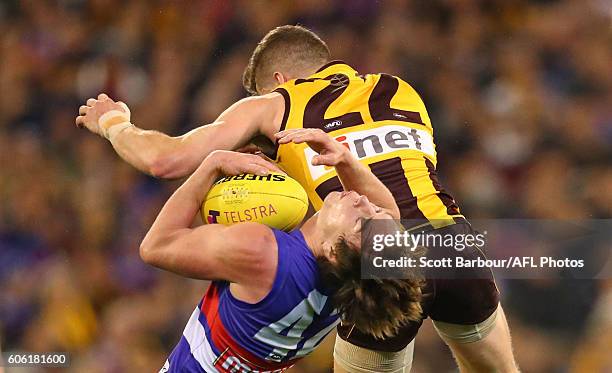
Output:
[200, 283, 294, 372]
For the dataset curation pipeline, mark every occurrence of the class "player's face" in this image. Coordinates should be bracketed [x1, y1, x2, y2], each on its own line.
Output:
[318, 191, 392, 243]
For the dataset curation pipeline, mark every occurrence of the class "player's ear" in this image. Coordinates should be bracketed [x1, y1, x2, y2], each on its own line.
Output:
[321, 241, 337, 263]
[273, 71, 288, 85]
[342, 224, 361, 250]
[342, 220, 363, 250]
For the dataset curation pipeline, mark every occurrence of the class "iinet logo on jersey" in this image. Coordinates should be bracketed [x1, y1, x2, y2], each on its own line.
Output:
[304, 125, 435, 180]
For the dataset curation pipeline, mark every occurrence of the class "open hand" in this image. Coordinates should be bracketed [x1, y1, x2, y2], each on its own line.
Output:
[275, 128, 349, 166]
[206, 150, 284, 176]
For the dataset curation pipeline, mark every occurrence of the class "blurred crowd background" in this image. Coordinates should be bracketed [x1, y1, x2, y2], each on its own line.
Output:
[0, 0, 610, 372]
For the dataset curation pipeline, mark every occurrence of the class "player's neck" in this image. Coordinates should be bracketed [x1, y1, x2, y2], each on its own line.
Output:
[288, 63, 325, 82]
[299, 215, 325, 257]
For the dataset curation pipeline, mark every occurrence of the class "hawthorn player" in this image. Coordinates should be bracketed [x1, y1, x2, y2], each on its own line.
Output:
[77, 25, 518, 372]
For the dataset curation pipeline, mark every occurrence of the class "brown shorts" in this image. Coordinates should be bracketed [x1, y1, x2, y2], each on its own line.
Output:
[337, 222, 500, 352]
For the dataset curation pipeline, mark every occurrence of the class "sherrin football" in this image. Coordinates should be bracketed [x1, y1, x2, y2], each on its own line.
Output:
[201, 173, 309, 231]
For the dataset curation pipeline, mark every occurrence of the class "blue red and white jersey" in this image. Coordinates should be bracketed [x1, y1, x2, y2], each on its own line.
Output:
[162, 229, 339, 373]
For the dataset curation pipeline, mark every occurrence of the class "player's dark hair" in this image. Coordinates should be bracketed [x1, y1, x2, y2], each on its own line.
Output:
[243, 25, 330, 95]
[317, 220, 426, 339]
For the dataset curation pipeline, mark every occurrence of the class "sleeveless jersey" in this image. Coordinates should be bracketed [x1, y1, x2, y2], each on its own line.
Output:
[274, 61, 462, 228]
[163, 229, 339, 373]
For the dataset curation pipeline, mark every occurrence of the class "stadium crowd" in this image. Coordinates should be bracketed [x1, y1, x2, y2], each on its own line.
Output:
[0, 0, 610, 372]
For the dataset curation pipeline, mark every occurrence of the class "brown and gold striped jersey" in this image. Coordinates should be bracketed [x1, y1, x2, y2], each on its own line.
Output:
[274, 61, 462, 228]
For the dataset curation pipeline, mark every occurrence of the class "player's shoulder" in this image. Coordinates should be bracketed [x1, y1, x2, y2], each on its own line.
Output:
[373, 71, 417, 87]
[376, 72, 428, 104]
[231, 92, 286, 134]
[228, 222, 276, 241]
[236, 92, 285, 111]
[224, 222, 278, 255]
[391, 73, 422, 93]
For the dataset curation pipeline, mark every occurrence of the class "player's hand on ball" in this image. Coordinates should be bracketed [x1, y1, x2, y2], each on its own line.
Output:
[275, 128, 348, 166]
[206, 150, 283, 176]
[76, 93, 131, 138]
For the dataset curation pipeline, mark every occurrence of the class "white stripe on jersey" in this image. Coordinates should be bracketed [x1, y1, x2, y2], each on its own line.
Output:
[183, 307, 220, 372]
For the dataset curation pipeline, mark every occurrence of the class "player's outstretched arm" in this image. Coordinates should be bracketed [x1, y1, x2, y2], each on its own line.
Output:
[440, 306, 520, 373]
[275, 128, 400, 219]
[75, 93, 284, 179]
[139, 150, 282, 282]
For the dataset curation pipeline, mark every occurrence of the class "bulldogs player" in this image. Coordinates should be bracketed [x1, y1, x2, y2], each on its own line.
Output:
[142, 130, 421, 372]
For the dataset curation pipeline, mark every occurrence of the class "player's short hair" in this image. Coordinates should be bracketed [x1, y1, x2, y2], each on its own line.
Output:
[243, 25, 330, 95]
[317, 220, 426, 339]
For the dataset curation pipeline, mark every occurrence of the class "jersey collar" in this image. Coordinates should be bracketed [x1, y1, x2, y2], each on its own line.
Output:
[310, 60, 358, 79]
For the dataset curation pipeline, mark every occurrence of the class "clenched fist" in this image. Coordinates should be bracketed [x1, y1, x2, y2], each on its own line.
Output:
[76, 93, 132, 139]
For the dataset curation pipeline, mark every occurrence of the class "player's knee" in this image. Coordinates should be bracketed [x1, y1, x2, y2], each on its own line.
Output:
[433, 306, 499, 344]
[333, 336, 414, 373]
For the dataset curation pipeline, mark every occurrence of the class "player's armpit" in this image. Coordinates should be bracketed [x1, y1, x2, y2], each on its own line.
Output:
[140, 222, 277, 284]
[436, 306, 520, 373]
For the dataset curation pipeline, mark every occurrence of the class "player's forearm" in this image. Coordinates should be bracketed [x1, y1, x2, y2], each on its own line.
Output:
[80, 94, 278, 179]
[140, 159, 218, 261]
[110, 126, 198, 179]
[147, 159, 217, 234]
[335, 151, 400, 218]
[78, 99, 198, 179]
